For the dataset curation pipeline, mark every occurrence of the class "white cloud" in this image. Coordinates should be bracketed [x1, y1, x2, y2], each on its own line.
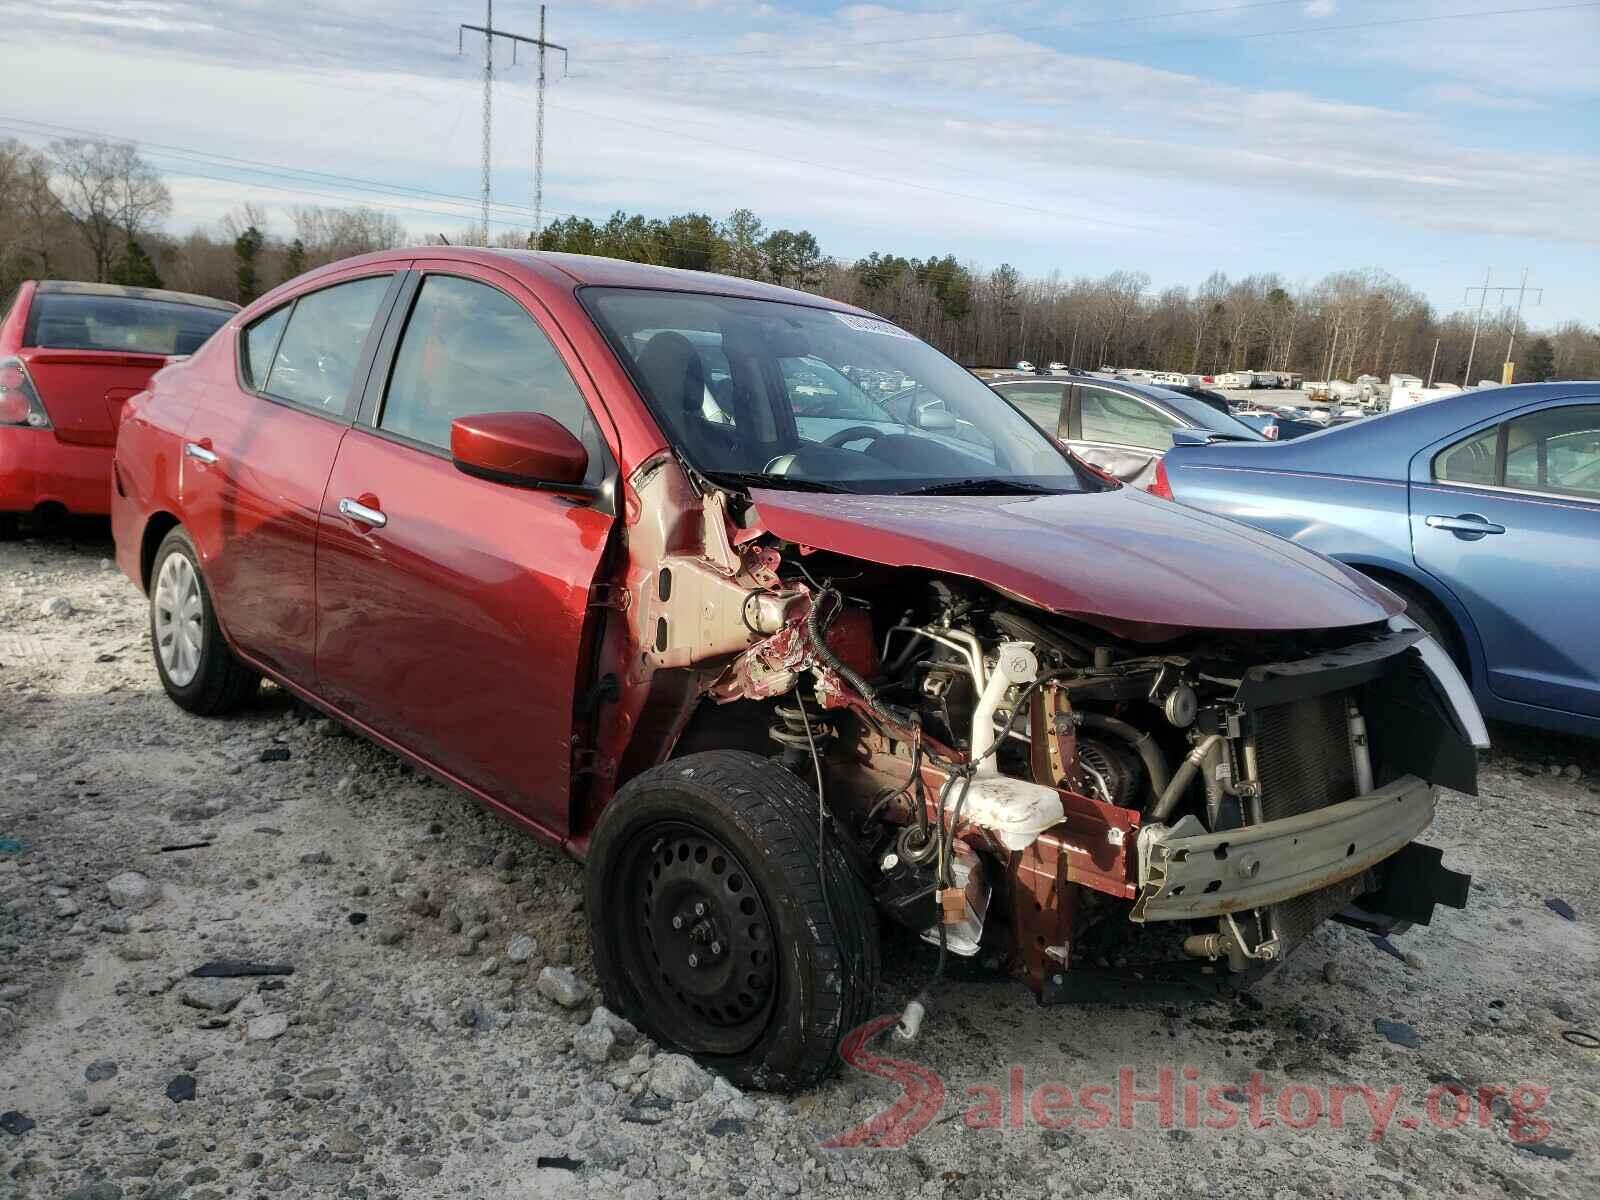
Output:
[1303, 0, 1337, 17]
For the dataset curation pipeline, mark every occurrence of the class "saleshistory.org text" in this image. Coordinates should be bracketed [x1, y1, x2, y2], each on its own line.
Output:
[823, 1015, 1556, 1151]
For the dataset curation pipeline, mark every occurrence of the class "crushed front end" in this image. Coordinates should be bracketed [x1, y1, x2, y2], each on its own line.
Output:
[585, 464, 1484, 1007]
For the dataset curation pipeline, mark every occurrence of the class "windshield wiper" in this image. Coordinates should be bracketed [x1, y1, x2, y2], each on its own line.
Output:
[898, 478, 1064, 496]
[704, 470, 852, 494]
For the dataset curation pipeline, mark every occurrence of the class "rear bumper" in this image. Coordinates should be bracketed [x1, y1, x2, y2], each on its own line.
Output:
[1131, 774, 1435, 922]
[0, 425, 112, 515]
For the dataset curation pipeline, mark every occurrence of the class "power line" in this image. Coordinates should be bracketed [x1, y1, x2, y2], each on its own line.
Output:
[455, 1, 567, 244]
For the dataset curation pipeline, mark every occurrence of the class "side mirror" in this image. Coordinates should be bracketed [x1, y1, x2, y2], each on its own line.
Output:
[914, 398, 957, 431]
[450, 411, 589, 489]
[1169, 428, 1217, 448]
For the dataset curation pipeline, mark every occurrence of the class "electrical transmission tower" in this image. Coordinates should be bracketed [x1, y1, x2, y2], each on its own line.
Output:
[1462, 269, 1541, 385]
[458, 3, 568, 246]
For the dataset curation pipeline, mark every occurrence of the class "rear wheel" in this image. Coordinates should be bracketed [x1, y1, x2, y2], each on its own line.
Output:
[0, 514, 18, 542]
[149, 527, 259, 715]
[585, 750, 879, 1091]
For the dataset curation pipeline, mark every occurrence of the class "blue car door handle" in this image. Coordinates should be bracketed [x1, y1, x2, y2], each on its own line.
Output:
[1425, 513, 1506, 539]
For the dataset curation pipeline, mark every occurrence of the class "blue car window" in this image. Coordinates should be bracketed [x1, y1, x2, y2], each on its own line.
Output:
[1432, 426, 1499, 487]
[1504, 405, 1600, 499]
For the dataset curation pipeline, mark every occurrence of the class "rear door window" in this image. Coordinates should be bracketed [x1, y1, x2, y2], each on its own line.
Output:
[378, 274, 603, 479]
[257, 276, 392, 416]
[26, 293, 231, 355]
[1078, 386, 1180, 449]
[994, 382, 1067, 435]
[1504, 405, 1600, 499]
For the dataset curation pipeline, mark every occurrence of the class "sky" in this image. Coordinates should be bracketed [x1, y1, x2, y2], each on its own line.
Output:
[1, 0, 1597, 324]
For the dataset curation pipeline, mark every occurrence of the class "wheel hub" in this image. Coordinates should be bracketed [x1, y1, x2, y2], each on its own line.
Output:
[635, 828, 776, 1031]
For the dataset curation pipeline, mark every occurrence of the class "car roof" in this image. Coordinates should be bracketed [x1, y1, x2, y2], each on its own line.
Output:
[34, 280, 238, 312]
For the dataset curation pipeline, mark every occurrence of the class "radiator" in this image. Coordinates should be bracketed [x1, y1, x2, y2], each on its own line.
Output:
[1249, 690, 1364, 953]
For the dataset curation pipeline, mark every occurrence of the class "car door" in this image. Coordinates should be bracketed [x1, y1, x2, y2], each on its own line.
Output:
[1411, 397, 1600, 718]
[180, 269, 404, 685]
[1066, 384, 1183, 486]
[313, 263, 617, 836]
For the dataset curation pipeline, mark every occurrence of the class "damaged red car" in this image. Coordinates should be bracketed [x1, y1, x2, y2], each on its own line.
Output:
[111, 249, 1486, 1088]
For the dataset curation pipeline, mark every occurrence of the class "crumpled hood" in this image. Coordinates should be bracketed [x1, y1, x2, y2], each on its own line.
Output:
[750, 486, 1402, 640]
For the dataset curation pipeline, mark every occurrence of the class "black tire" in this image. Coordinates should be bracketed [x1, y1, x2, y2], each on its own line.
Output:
[585, 749, 880, 1091]
[149, 526, 259, 715]
[0, 513, 19, 542]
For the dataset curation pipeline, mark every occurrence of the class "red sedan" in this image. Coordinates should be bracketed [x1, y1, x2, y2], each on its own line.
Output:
[0, 281, 236, 537]
[111, 248, 1482, 1089]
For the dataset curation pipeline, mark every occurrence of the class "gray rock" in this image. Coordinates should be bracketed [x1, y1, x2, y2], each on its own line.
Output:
[40, 596, 75, 618]
[97, 913, 129, 934]
[179, 979, 248, 1014]
[573, 1017, 617, 1065]
[493, 848, 517, 870]
[591, 1005, 640, 1046]
[537, 966, 590, 1008]
[0, 983, 27, 1002]
[648, 1053, 712, 1101]
[374, 926, 403, 946]
[506, 934, 537, 963]
[53, 897, 81, 918]
[106, 871, 157, 911]
[84, 1059, 118, 1083]
[246, 1012, 289, 1041]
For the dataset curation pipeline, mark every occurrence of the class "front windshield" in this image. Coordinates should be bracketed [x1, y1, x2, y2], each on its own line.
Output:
[583, 288, 1096, 495]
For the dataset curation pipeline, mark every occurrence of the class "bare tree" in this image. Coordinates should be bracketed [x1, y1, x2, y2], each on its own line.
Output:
[49, 138, 171, 282]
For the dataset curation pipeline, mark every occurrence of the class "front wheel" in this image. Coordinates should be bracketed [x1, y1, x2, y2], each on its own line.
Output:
[585, 750, 879, 1091]
[149, 526, 259, 715]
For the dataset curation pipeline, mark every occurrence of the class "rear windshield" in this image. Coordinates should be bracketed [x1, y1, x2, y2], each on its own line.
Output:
[26, 293, 232, 356]
[1146, 386, 1264, 440]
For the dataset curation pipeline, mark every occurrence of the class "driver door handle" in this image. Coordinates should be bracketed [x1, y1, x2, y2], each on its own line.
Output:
[1425, 514, 1504, 536]
[338, 497, 387, 528]
[184, 441, 217, 465]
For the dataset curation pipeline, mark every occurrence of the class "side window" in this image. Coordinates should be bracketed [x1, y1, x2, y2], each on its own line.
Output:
[995, 383, 1066, 435]
[1432, 426, 1498, 487]
[1079, 387, 1179, 450]
[379, 275, 602, 478]
[1504, 405, 1600, 499]
[260, 276, 391, 414]
[242, 305, 290, 389]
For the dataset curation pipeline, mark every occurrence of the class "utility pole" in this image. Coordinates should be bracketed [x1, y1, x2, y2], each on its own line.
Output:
[1502, 268, 1541, 383]
[1462, 270, 1541, 385]
[1462, 268, 1490, 387]
[458, 3, 568, 247]
[1426, 337, 1440, 387]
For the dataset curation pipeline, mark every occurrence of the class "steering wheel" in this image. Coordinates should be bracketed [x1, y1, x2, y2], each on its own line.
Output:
[823, 425, 887, 450]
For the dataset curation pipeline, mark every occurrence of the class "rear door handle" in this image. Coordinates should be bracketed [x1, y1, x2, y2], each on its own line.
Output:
[338, 497, 387, 528]
[184, 441, 217, 465]
[1425, 513, 1505, 538]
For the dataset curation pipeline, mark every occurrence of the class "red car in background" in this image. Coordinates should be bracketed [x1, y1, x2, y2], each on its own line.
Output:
[0, 280, 236, 537]
[110, 248, 1483, 1089]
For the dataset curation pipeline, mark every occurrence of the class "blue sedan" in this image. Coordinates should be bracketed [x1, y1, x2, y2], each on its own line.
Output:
[1158, 382, 1600, 738]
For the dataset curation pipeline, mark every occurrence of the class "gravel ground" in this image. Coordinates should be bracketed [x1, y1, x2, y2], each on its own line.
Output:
[3, 521, 1598, 1200]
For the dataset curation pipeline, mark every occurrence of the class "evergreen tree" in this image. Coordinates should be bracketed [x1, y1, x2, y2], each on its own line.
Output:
[109, 238, 162, 288]
[234, 225, 265, 303]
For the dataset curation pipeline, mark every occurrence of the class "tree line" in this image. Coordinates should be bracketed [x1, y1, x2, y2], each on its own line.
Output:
[3, 137, 1594, 384]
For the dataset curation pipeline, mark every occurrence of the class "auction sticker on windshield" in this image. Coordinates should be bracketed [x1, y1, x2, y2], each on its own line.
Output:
[833, 312, 917, 340]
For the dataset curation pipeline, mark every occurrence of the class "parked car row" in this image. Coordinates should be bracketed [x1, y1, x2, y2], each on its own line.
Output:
[89, 248, 1486, 1088]
[0, 281, 237, 537]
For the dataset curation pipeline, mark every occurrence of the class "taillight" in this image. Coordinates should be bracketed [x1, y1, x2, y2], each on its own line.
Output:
[1147, 457, 1174, 500]
[0, 359, 50, 428]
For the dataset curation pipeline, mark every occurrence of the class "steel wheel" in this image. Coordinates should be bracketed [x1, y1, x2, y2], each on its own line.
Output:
[153, 551, 204, 687]
[612, 821, 779, 1056]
